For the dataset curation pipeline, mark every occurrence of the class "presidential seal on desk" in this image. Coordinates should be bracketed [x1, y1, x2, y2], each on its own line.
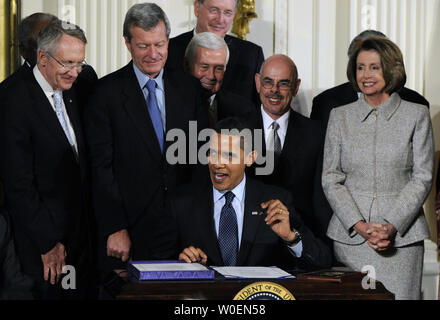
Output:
[233, 282, 295, 300]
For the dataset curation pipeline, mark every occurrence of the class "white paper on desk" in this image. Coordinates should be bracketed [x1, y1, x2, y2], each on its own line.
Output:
[212, 266, 294, 279]
[132, 263, 209, 272]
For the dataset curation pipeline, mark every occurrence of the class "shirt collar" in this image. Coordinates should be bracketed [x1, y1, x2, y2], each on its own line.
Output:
[213, 175, 246, 204]
[358, 93, 402, 122]
[33, 65, 57, 98]
[133, 63, 165, 92]
[260, 105, 290, 131]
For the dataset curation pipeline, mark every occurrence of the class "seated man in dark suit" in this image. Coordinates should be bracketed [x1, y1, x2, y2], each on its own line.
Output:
[250, 54, 332, 240]
[168, 118, 333, 270]
[167, 0, 264, 106]
[184, 31, 256, 127]
[0, 208, 34, 300]
[310, 30, 429, 130]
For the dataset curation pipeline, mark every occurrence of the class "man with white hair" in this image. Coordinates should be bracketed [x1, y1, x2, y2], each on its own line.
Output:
[184, 32, 256, 127]
[167, 0, 264, 106]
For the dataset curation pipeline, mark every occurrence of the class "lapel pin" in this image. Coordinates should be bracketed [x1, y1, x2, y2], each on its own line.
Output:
[252, 211, 264, 216]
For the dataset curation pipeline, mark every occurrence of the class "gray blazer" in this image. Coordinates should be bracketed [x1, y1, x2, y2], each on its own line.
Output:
[322, 93, 433, 247]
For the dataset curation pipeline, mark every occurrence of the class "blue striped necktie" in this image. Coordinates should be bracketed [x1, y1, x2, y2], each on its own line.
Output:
[218, 191, 239, 266]
[145, 79, 164, 152]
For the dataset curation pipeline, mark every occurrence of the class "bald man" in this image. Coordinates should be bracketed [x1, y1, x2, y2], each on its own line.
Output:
[250, 55, 333, 247]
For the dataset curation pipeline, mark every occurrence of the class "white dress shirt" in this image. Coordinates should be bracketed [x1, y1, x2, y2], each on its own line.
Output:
[133, 63, 166, 130]
[261, 105, 290, 150]
[33, 65, 78, 153]
[213, 175, 303, 257]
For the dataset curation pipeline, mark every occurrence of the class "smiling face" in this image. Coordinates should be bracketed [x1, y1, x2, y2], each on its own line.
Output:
[255, 56, 301, 121]
[194, 0, 237, 38]
[191, 46, 227, 94]
[208, 133, 255, 191]
[38, 34, 85, 91]
[356, 49, 389, 105]
[125, 22, 169, 78]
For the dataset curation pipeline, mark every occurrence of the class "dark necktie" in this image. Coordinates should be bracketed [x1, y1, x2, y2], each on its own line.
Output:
[272, 121, 282, 156]
[145, 79, 164, 152]
[218, 191, 238, 266]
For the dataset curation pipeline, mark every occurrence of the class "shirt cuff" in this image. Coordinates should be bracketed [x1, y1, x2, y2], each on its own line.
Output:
[287, 240, 303, 258]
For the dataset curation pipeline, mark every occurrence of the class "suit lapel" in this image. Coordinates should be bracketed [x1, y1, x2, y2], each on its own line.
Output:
[237, 179, 265, 265]
[121, 62, 163, 162]
[224, 35, 238, 73]
[26, 72, 76, 152]
[163, 69, 181, 149]
[196, 186, 223, 266]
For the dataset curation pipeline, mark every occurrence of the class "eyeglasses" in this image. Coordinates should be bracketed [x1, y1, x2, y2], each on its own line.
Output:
[261, 78, 293, 91]
[202, 2, 235, 18]
[47, 52, 87, 71]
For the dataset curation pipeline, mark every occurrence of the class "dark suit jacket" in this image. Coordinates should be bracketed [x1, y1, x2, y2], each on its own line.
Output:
[167, 30, 264, 106]
[0, 67, 92, 294]
[214, 89, 258, 123]
[0, 210, 34, 300]
[84, 62, 209, 272]
[250, 110, 333, 239]
[310, 81, 430, 131]
[167, 178, 333, 271]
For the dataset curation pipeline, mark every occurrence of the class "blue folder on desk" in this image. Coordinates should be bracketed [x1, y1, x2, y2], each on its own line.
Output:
[128, 260, 215, 281]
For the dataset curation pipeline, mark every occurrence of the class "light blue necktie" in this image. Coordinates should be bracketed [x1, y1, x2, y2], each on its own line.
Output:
[53, 91, 74, 147]
[145, 79, 164, 152]
[218, 191, 239, 266]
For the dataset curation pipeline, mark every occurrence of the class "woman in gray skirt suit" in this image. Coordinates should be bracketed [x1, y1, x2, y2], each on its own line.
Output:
[322, 37, 434, 300]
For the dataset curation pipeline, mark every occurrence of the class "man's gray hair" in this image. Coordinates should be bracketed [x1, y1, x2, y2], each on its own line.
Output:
[185, 32, 230, 69]
[347, 29, 386, 57]
[197, 0, 239, 10]
[37, 20, 87, 56]
[18, 13, 58, 50]
[123, 3, 171, 41]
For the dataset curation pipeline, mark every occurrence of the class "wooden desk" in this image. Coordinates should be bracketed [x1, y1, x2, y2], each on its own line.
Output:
[104, 271, 394, 300]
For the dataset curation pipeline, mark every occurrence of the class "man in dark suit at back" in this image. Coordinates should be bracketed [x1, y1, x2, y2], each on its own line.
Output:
[250, 54, 333, 241]
[167, 0, 264, 106]
[184, 31, 256, 127]
[0, 21, 93, 299]
[169, 118, 332, 270]
[84, 3, 208, 277]
[310, 30, 430, 130]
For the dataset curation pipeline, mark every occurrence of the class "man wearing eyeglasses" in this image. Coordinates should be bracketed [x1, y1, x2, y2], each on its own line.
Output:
[250, 55, 333, 247]
[0, 21, 94, 299]
[167, 0, 264, 107]
[0, 13, 98, 114]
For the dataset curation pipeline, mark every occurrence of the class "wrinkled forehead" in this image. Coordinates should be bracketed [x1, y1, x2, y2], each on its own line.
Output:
[262, 62, 294, 82]
[202, 0, 237, 11]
